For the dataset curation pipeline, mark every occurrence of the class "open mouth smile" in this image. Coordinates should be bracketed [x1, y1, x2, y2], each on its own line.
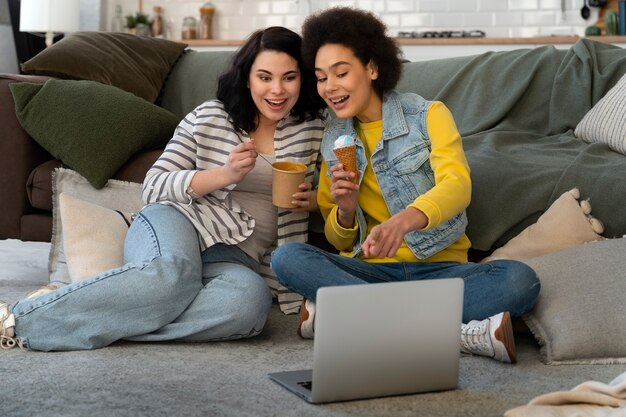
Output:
[266, 98, 288, 108]
[330, 95, 349, 104]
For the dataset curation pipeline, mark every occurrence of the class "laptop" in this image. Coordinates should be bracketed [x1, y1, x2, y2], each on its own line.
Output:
[268, 278, 464, 403]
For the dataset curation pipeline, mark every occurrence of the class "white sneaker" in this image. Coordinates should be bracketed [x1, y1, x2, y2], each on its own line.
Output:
[297, 299, 315, 339]
[0, 301, 18, 350]
[460, 311, 516, 363]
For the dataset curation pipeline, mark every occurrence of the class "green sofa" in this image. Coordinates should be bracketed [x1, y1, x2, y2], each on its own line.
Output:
[162, 39, 626, 254]
[2, 37, 626, 253]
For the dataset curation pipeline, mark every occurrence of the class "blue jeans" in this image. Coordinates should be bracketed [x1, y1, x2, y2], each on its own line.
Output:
[13, 204, 272, 351]
[271, 243, 540, 323]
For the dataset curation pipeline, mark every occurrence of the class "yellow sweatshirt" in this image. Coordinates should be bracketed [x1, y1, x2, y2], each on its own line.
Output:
[318, 101, 472, 263]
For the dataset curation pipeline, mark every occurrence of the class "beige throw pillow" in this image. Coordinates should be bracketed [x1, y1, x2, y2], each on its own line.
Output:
[59, 193, 135, 281]
[49, 168, 144, 286]
[481, 188, 605, 263]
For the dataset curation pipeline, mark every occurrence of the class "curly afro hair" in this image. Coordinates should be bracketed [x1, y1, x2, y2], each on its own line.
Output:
[301, 7, 403, 98]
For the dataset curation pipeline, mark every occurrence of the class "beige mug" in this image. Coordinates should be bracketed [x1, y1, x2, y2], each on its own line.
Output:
[271, 162, 307, 208]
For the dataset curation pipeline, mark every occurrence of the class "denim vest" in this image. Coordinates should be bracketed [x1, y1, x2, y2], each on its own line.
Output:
[320, 90, 468, 259]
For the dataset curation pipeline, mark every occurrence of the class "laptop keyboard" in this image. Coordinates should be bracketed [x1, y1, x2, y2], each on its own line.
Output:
[297, 380, 313, 391]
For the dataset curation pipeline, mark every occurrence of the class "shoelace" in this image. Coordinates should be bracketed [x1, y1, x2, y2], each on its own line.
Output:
[460, 320, 492, 356]
[0, 308, 23, 350]
[0, 331, 26, 350]
[1, 334, 17, 350]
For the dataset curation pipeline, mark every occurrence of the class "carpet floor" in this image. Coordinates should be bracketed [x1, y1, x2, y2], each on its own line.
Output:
[1, 239, 625, 417]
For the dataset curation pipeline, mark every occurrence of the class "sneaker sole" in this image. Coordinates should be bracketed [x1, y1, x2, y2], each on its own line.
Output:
[493, 311, 517, 363]
[297, 301, 314, 339]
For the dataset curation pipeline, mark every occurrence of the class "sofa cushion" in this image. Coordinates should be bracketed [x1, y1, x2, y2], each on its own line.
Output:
[159, 50, 232, 118]
[49, 168, 143, 286]
[20, 32, 187, 103]
[20, 214, 53, 243]
[575, 71, 626, 155]
[27, 159, 63, 212]
[113, 149, 164, 183]
[524, 238, 626, 364]
[10, 79, 179, 189]
[26, 151, 162, 213]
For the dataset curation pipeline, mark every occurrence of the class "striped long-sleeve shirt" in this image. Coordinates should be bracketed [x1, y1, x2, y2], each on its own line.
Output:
[143, 100, 325, 313]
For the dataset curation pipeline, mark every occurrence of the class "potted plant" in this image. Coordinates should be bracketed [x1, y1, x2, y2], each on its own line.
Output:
[125, 12, 151, 36]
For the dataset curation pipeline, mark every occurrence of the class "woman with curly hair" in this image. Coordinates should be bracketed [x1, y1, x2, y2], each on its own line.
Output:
[272, 7, 540, 363]
[1, 27, 325, 351]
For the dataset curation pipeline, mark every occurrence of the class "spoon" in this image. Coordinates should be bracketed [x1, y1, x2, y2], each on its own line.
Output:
[580, 0, 590, 19]
[238, 136, 274, 166]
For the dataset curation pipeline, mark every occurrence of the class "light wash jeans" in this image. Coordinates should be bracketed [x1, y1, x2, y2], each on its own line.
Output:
[13, 204, 272, 351]
[271, 243, 540, 323]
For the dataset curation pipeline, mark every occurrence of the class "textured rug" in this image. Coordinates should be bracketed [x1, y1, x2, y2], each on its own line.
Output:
[1, 239, 625, 417]
[0, 239, 50, 302]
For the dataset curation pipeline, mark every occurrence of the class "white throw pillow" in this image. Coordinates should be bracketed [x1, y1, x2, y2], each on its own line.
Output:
[49, 168, 143, 286]
[575, 72, 626, 155]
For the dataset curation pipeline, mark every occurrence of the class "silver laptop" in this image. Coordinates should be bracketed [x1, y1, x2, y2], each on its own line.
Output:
[268, 278, 464, 403]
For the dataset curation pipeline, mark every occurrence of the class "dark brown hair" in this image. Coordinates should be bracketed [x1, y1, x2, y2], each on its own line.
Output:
[217, 26, 325, 133]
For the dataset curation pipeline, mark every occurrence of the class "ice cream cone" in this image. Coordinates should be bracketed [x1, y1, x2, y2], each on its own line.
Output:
[333, 145, 358, 183]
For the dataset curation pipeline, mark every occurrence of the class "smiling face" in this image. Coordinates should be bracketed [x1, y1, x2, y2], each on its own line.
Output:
[314, 43, 381, 123]
[248, 50, 301, 128]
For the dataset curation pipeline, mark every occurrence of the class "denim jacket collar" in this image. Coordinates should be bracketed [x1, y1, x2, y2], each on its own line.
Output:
[335, 91, 408, 143]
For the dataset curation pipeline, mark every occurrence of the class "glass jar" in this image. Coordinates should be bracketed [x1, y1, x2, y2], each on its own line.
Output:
[182, 16, 197, 40]
[151, 6, 164, 38]
[111, 4, 124, 32]
[199, 2, 215, 39]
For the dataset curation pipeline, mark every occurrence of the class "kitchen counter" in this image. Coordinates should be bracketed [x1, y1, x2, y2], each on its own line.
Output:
[397, 35, 626, 45]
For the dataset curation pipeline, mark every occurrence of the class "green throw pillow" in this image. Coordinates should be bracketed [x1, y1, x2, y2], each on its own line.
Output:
[10, 79, 180, 189]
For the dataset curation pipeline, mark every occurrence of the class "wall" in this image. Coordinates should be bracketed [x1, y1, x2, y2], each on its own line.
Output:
[0, 26, 18, 73]
[0, 0, 18, 73]
[0, 0, 101, 74]
[103, 0, 605, 41]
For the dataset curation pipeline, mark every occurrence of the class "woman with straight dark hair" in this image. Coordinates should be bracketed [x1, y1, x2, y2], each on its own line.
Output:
[1, 26, 325, 352]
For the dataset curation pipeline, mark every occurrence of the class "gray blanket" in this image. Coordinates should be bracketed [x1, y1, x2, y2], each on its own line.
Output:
[398, 39, 626, 250]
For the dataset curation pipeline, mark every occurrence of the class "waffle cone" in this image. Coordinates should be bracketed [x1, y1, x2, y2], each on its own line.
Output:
[333, 146, 358, 183]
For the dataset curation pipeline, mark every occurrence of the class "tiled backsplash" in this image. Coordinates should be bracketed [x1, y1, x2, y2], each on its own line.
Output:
[105, 0, 602, 41]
